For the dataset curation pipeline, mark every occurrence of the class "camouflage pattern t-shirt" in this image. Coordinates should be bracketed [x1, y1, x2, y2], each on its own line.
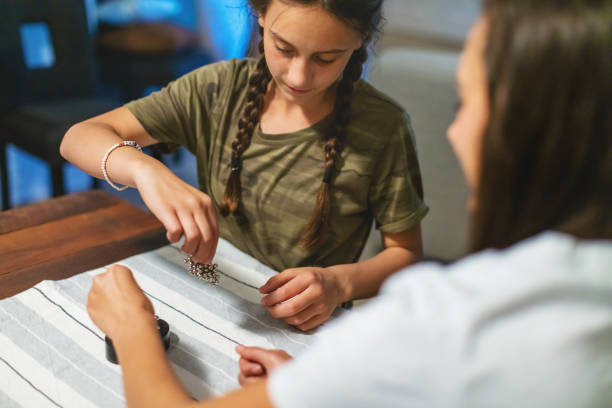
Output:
[126, 59, 428, 271]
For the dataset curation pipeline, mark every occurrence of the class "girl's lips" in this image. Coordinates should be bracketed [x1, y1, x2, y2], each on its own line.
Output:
[285, 83, 311, 94]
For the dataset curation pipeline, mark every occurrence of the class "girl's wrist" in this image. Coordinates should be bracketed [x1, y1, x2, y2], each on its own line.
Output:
[130, 154, 165, 187]
[326, 266, 353, 304]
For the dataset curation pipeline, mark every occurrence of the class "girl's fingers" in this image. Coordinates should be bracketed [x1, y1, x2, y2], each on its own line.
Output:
[261, 276, 308, 308]
[187, 190, 219, 263]
[259, 269, 298, 294]
[197, 190, 219, 237]
[204, 198, 220, 260]
[177, 210, 201, 257]
[193, 210, 215, 263]
[296, 313, 329, 332]
[267, 288, 315, 319]
[283, 302, 319, 327]
[154, 207, 183, 243]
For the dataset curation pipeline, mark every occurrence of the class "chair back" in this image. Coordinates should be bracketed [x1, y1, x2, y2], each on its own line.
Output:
[0, 0, 96, 111]
[370, 48, 470, 261]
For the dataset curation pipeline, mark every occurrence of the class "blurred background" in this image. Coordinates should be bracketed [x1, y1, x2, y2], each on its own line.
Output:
[0, 0, 478, 262]
[0, 0, 254, 210]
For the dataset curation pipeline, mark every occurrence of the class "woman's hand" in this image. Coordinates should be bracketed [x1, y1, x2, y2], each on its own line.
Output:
[132, 159, 219, 263]
[259, 267, 347, 331]
[235, 345, 292, 386]
[87, 264, 155, 341]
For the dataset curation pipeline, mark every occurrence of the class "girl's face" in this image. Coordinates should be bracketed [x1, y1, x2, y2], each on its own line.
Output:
[447, 17, 490, 189]
[258, 0, 363, 103]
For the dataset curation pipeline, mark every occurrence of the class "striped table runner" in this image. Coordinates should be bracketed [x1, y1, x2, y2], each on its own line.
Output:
[0, 239, 340, 407]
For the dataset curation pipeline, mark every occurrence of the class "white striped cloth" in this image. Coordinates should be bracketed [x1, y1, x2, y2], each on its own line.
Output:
[0, 239, 343, 407]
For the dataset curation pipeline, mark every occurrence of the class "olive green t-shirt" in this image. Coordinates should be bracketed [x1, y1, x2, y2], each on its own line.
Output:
[126, 59, 428, 271]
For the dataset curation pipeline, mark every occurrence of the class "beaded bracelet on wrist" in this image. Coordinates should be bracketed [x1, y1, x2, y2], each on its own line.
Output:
[100, 140, 143, 191]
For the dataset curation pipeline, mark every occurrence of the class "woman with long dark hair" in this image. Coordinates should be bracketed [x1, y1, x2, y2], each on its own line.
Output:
[86, 0, 611, 406]
[62, 0, 427, 331]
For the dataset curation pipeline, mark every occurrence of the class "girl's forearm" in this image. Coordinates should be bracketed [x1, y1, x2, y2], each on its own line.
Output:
[60, 122, 160, 188]
[328, 245, 421, 302]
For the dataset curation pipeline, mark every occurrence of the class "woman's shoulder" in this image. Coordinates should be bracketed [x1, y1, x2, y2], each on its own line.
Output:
[453, 231, 612, 280]
[354, 232, 612, 407]
[383, 231, 612, 303]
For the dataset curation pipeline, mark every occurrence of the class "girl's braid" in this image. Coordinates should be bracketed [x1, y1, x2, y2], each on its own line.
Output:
[300, 45, 368, 248]
[220, 38, 271, 216]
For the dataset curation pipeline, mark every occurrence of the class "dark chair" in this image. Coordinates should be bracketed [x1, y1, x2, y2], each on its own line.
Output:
[0, 0, 120, 210]
[95, 21, 213, 164]
[96, 21, 213, 102]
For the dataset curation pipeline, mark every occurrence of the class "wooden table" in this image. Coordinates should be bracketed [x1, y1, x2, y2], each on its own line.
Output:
[0, 190, 167, 299]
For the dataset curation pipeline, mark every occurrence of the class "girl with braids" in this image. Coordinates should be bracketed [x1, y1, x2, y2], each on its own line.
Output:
[85, 0, 611, 406]
[62, 0, 428, 330]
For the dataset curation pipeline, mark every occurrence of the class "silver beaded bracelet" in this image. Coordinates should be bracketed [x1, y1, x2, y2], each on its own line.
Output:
[101, 141, 143, 191]
[184, 256, 220, 285]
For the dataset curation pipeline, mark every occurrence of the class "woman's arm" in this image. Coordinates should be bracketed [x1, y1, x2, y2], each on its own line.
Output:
[60, 108, 219, 263]
[259, 224, 422, 330]
[113, 318, 274, 408]
[87, 265, 274, 408]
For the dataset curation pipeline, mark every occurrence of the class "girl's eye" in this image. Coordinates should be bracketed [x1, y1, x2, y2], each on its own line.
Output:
[316, 57, 336, 65]
[276, 46, 292, 54]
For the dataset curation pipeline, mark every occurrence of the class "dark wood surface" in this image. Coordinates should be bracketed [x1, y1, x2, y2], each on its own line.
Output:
[0, 190, 167, 299]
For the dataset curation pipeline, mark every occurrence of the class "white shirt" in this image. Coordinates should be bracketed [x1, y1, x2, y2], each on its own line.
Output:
[268, 232, 612, 407]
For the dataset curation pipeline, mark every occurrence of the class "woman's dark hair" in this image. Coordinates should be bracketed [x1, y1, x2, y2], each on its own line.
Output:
[220, 0, 383, 248]
[471, 0, 612, 252]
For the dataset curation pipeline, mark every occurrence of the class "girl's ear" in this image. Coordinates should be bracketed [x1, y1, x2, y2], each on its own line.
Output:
[258, 13, 265, 29]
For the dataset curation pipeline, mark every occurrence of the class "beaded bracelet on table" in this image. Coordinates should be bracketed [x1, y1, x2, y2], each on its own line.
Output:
[184, 256, 219, 285]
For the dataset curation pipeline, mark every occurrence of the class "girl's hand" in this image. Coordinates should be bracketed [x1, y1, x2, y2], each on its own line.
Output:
[132, 160, 219, 263]
[87, 264, 155, 340]
[235, 345, 292, 387]
[259, 267, 346, 331]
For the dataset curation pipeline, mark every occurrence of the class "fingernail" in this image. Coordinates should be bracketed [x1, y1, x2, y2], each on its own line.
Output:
[235, 344, 244, 352]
